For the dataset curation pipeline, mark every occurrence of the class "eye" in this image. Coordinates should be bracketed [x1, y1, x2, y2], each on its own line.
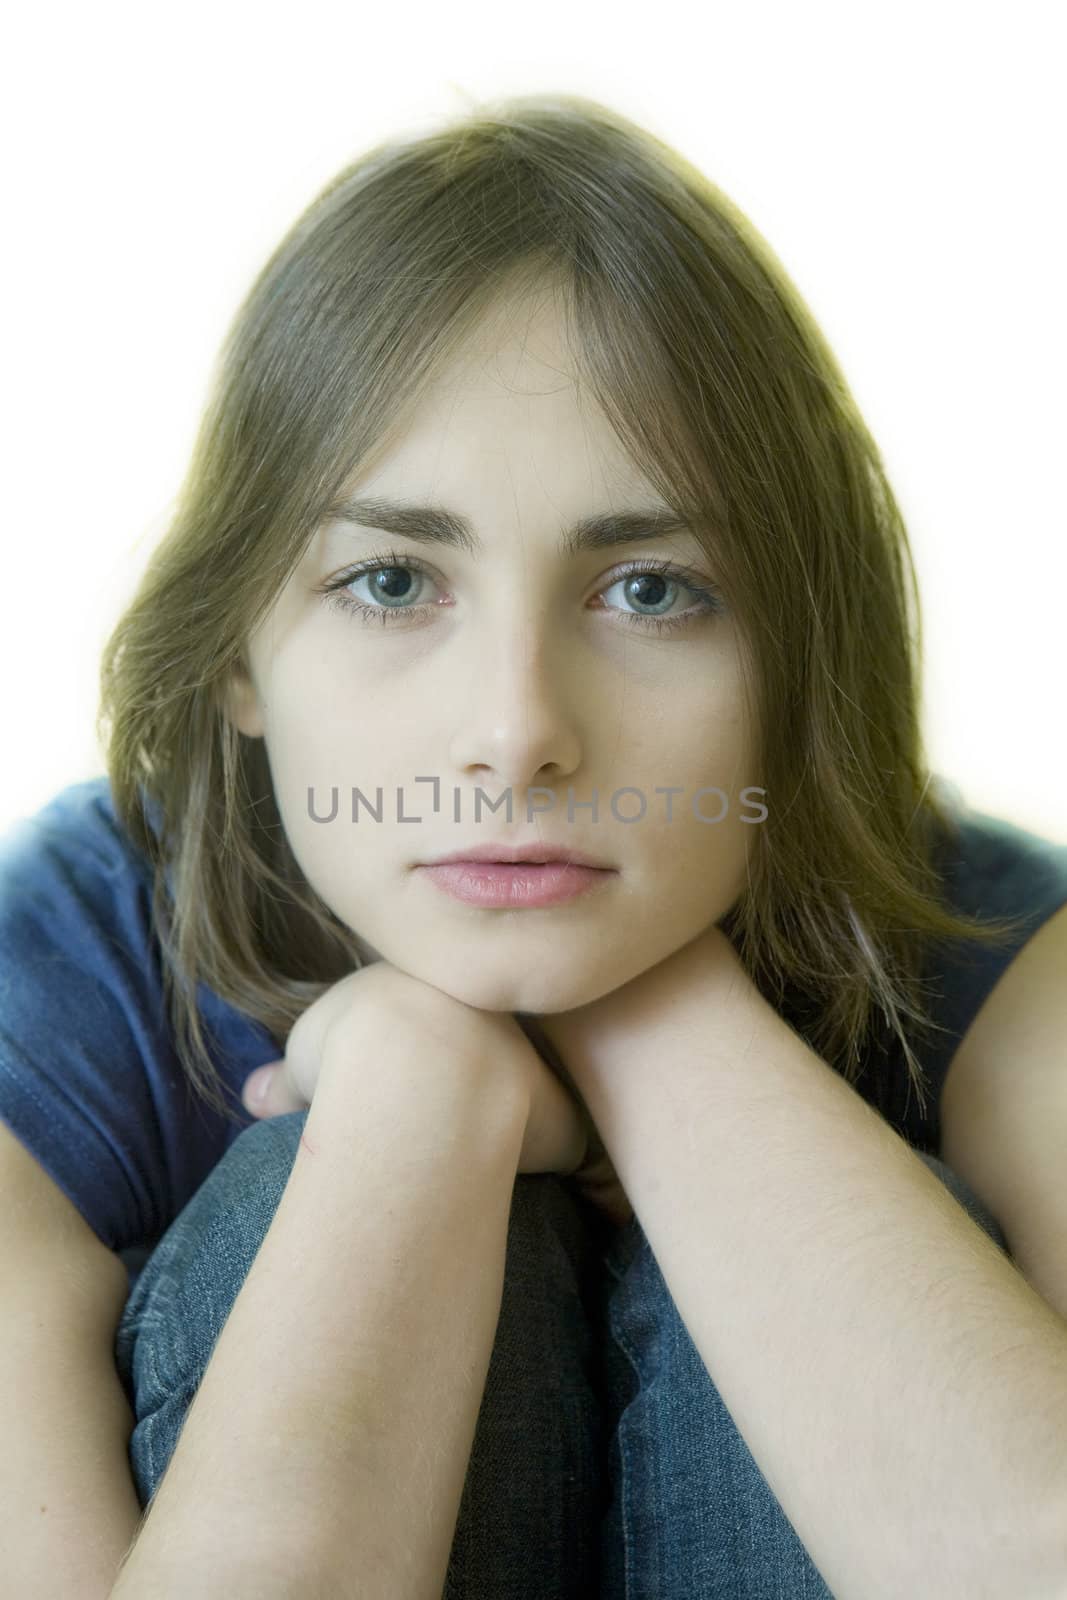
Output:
[595, 561, 726, 635]
[316, 548, 726, 636]
[320, 551, 437, 624]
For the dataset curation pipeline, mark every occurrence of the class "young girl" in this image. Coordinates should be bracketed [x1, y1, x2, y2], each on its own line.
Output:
[3, 92, 1067, 1598]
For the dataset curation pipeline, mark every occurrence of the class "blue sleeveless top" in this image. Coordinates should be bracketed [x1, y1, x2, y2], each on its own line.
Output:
[1, 774, 1065, 1267]
[845, 786, 1067, 1153]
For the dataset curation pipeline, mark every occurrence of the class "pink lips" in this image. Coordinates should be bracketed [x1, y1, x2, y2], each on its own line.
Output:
[417, 859, 615, 908]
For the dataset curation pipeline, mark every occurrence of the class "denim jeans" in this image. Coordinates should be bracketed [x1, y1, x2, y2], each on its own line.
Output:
[114, 1111, 1009, 1598]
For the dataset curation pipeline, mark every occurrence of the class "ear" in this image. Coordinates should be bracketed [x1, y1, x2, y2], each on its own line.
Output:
[219, 661, 266, 738]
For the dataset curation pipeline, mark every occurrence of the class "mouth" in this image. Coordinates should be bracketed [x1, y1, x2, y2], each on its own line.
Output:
[420, 845, 611, 870]
[415, 854, 616, 909]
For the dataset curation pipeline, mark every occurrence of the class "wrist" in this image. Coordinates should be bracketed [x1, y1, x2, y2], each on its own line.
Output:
[311, 1029, 530, 1165]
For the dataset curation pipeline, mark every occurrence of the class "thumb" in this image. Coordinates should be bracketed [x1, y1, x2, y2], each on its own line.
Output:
[241, 1059, 291, 1118]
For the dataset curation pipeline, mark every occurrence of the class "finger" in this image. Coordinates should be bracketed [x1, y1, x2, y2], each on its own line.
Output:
[241, 1060, 306, 1118]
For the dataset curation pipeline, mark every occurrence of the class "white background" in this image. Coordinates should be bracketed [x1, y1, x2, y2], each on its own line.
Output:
[3, 0, 1063, 841]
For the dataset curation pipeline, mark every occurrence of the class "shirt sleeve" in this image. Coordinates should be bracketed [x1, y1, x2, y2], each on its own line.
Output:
[0, 781, 244, 1254]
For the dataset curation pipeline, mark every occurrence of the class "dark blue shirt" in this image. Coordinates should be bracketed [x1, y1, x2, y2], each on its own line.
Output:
[1, 774, 1066, 1267]
[0, 776, 278, 1258]
[873, 787, 1067, 1150]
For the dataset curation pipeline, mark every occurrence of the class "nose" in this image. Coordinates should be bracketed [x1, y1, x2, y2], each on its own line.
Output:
[447, 609, 587, 800]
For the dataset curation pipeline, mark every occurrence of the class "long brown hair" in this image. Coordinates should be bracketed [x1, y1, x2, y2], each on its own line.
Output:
[96, 91, 1030, 1129]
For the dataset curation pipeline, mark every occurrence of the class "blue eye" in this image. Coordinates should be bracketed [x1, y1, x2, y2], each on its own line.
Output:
[596, 565, 725, 633]
[317, 548, 726, 636]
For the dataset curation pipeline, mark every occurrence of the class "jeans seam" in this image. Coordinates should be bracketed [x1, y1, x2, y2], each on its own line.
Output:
[605, 1247, 647, 1600]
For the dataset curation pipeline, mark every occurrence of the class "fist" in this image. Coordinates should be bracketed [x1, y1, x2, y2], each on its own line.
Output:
[240, 960, 590, 1182]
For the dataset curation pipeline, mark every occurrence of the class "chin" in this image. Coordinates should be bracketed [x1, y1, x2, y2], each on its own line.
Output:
[423, 964, 596, 1019]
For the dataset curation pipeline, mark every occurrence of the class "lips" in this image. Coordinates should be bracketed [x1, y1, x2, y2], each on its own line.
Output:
[416, 856, 615, 909]
[421, 843, 610, 869]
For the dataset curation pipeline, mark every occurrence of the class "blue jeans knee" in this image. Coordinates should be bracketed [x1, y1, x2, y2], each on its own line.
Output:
[594, 1146, 1011, 1599]
[114, 1111, 607, 1598]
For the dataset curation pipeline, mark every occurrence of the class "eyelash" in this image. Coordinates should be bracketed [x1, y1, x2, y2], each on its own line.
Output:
[316, 547, 726, 637]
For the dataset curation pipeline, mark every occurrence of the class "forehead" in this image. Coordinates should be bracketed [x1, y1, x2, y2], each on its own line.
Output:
[435, 281, 582, 388]
[347, 282, 664, 503]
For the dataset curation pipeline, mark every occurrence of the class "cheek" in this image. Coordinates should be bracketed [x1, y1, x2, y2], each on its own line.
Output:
[264, 670, 403, 807]
[274, 794, 393, 934]
[647, 733, 755, 909]
[635, 711, 754, 828]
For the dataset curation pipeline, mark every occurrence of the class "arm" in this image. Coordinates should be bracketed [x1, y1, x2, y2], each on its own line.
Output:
[541, 927, 1067, 1600]
[0, 1121, 143, 1597]
[110, 1043, 530, 1599]
[4, 1280, 143, 1599]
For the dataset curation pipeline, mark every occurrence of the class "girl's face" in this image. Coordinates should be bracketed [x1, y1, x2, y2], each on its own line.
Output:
[224, 285, 760, 1015]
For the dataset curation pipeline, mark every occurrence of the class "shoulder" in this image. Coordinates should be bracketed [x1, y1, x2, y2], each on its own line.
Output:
[933, 805, 1067, 1315]
[0, 773, 156, 903]
[0, 774, 164, 1006]
[920, 800, 1067, 1110]
[938, 796, 1067, 1098]
[0, 776, 274, 1258]
[930, 798, 1067, 924]
[938, 894, 1067, 1317]
[0, 778, 161, 1250]
[0, 776, 156, 974]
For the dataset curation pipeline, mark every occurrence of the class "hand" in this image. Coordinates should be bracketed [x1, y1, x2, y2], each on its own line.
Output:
[514, 1013, 635, 1229]
[240, 961, 589, 1180]
[525, 923, 746, 1226]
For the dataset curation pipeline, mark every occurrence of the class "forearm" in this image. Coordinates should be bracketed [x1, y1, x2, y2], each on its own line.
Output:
[555, 974, 1067, 1600]
[111, 1050, 528, 1599]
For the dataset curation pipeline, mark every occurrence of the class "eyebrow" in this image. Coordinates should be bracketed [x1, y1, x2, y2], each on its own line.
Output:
[323, 494, 695, 559]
